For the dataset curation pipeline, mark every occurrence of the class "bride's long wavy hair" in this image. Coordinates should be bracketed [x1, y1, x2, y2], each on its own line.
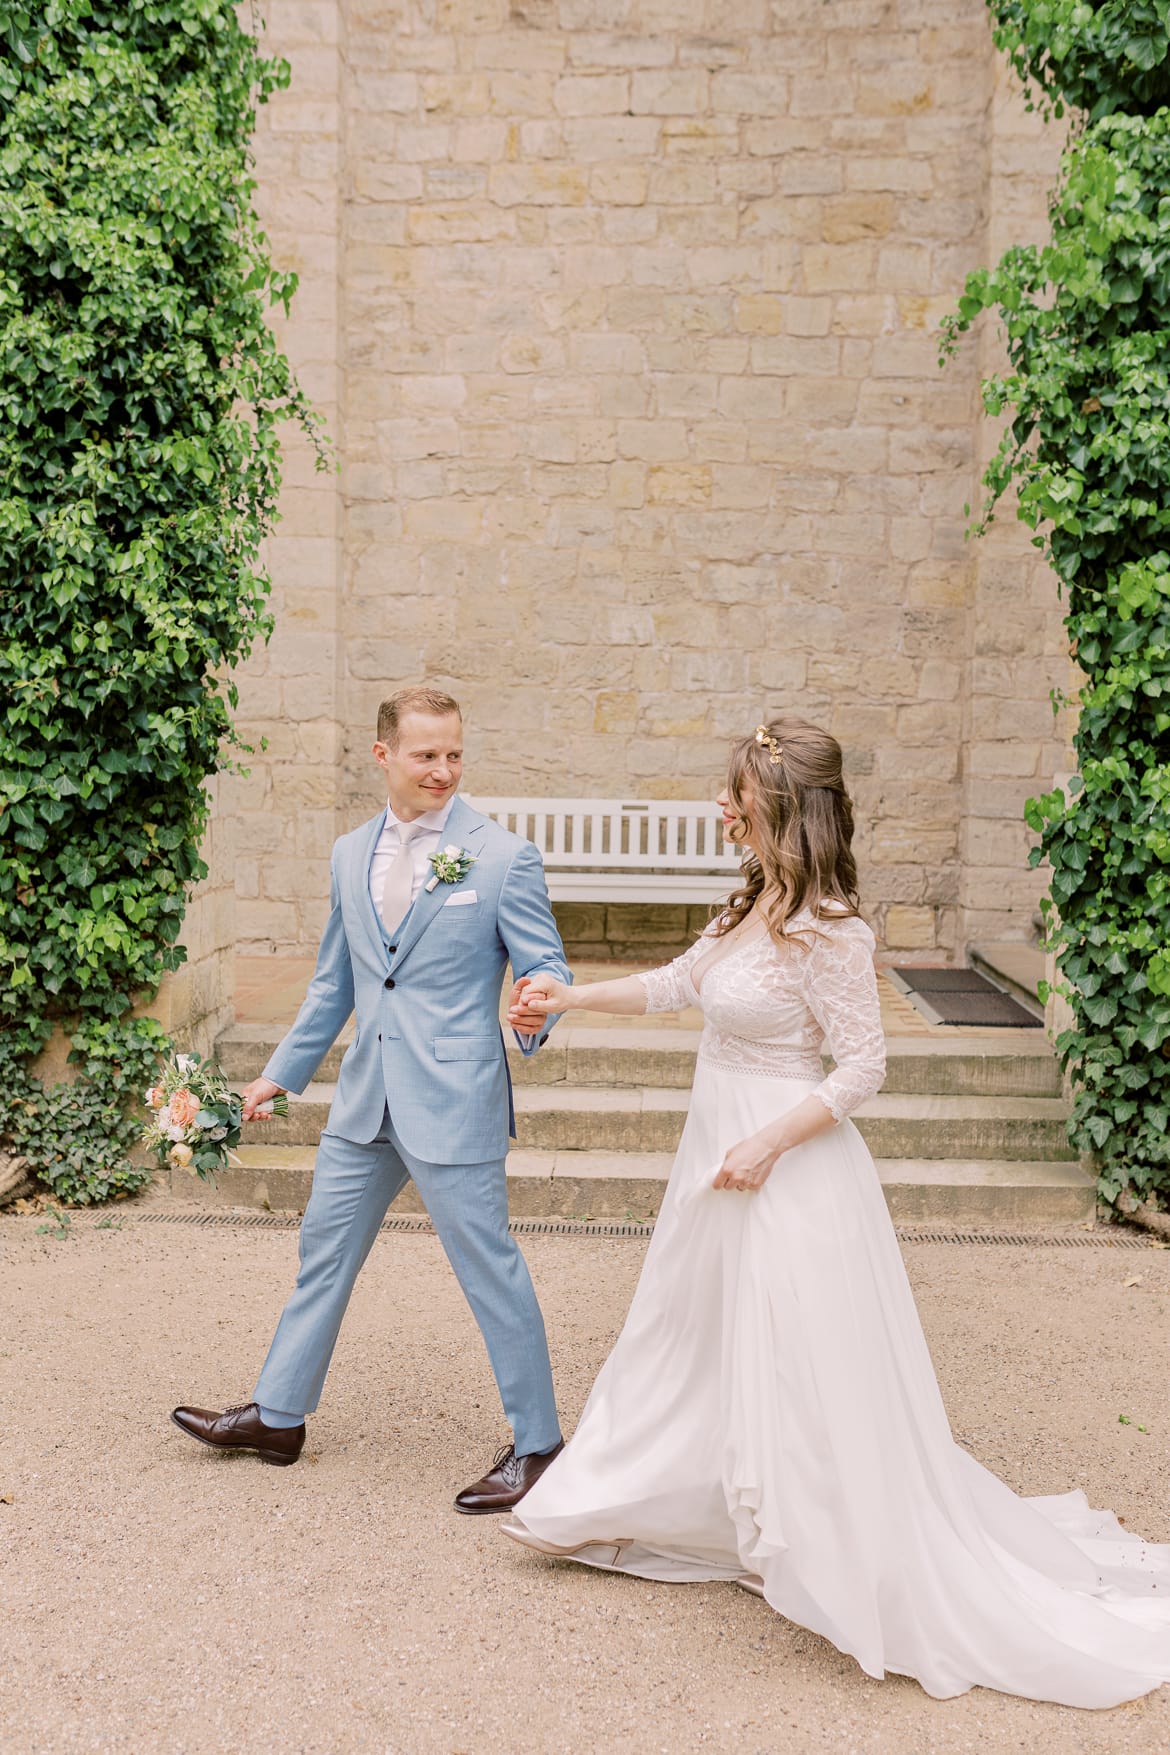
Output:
[713, 716, 861, 943]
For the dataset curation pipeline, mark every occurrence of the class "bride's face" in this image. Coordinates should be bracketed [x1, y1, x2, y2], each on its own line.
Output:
[718, 780, 759, 853]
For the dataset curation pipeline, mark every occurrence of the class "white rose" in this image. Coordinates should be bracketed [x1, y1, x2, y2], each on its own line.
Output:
[443, 844, 461, 857]
[176, 1054, 197, 1075]
[169, 1143, 194, 1168]
[157, 1105, 172, 1129]
[167, 1124, 187, 1142]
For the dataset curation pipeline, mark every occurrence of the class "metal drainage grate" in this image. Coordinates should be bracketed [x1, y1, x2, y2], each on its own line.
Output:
[887, 966, 1043, 1029]
[893, 1227, 1152, 1249]
[123, 1209, 656, 1239]
[95, 1210, 1159, 1246]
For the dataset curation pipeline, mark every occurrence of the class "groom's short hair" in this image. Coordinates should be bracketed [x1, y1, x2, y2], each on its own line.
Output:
[378, 686, 462, 749]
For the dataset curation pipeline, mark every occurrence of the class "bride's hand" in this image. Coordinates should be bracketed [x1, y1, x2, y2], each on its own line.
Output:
[713, 1131, 779, 1192]
[507, 972, 571, 1026]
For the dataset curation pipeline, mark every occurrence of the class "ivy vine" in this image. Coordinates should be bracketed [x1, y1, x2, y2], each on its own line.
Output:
[944, 3, 1170, 1208]
[0, 0, 326, 1203]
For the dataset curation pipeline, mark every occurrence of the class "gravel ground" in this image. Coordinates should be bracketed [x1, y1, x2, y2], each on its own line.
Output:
[2, 1214, 1170, 1755]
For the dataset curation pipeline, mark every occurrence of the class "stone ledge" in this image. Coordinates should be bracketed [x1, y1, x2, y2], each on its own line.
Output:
[159, 1148, 1094, 1225]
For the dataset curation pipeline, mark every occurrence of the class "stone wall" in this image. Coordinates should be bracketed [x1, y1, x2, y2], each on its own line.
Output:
[226, 0, 1075, 964]
[145, 778, 238, 1057]
[219, 0, 347, 958]
[960, 69, 1075, 950]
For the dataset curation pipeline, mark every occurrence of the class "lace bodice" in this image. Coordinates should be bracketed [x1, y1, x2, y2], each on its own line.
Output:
[638, 911, 887, 1122]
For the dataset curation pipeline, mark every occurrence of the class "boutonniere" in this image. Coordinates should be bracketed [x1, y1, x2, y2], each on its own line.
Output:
[425, 844, 477, 891]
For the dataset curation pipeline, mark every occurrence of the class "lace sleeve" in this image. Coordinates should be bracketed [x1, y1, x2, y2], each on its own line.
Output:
[637, 933, 709, 1014]
[801, 917, 886, 1122]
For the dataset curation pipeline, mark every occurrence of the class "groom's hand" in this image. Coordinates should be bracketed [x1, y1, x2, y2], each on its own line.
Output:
[241, 1076, 286, 1122]
[507, 973, 565, 1029]
[506, 975, 545, 1033]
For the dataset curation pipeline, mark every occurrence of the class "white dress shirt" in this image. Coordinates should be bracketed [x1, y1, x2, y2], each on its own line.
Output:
[369, 796, 458, 928]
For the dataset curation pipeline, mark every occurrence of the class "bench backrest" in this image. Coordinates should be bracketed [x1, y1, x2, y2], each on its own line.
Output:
[467, 797, 742, 874]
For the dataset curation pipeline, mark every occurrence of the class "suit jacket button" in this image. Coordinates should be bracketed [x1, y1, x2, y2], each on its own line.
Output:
[384, 977, 395, 990]
[388, 944, 397, 953]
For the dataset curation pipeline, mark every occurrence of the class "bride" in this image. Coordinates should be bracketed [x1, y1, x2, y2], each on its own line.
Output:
[502, 717, 1170, 1709]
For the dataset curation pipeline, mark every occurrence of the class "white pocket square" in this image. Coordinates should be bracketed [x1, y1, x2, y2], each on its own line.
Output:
[444, 889, 477, 907]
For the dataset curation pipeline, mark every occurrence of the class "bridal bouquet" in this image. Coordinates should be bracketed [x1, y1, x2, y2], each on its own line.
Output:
[143, 1052, 287, 1182]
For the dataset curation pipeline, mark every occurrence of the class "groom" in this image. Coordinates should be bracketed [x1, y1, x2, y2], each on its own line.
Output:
[172, 686, 571, 1511]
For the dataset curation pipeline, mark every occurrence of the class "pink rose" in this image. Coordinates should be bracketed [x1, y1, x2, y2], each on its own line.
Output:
[169, 1089, 200, 1128]
[145, 1087, 166, 1110]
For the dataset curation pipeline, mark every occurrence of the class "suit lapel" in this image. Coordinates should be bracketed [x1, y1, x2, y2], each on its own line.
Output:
[352, 808, 390, 963]
[388, 795, 488, 974]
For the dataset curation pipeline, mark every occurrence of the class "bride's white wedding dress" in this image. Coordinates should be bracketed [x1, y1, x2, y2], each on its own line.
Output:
[506, 913, 1170, 1707]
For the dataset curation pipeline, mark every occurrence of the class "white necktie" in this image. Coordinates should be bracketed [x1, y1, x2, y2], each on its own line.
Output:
[381, 825, 417, 936]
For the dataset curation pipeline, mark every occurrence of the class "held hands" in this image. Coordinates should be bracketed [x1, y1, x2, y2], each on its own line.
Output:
[713, 1130, 782, 1193]
[240, 1076, 286, 1123]
[507, 972, 571, 1032]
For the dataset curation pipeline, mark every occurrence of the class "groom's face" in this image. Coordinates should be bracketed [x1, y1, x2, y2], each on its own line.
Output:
[374, 710, 464, 821]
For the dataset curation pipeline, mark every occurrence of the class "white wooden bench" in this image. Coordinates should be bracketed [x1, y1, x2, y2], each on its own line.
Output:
[466, 797, 743, 904]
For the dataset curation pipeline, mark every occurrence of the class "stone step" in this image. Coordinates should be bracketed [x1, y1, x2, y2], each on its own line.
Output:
[246, 1083, 1074, 1163]
[214, 1023, 1063, 1098]
[161, 1147, 1095, 1226]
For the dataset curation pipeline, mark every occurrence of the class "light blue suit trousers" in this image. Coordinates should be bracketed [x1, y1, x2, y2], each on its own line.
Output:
[253, 1110, 560, 1454]
[251, 795, 569, 1456]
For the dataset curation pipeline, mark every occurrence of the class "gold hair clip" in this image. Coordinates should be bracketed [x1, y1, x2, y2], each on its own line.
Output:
[755, 725, 783, 765]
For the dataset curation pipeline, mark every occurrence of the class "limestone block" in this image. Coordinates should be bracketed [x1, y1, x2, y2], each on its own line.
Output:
[232, 794, 296, 854]
[591, 162, 650, 205]
[592, 691, 640, 733]
[716, 378, 784, 422]
[236, 899, 299, 944]
[845, 156, 934, 195]
[434, 0, 508, 27]
[420, 74, 491, 118]
[660, 116, 740, 160]
[616, 419, 689, 462]
[554, 73, 629, 115]
[631, 69, 709, 114]
[649, 162, 719, 205]
[884, 905, 937, 949]
[811, 514, 885, 558]
[349, 72, 417, 114]
[821, 193, 896, 244]
[489, 163, 589, 205]
[969, 742, 1044, 779]
[568, 34, 674, 70]
[269, 99, 339, 135]
[552, 903, 607, 946]
[450, 118, 509, 160]
[880, 744, 960, 782]
[801, 242, 877, 291]
[485, 69, 556, 114]
[473, 30, 567, 72]
[710, 71, 789, 114]
[709, 465, 772, 510]
[563, 116, 661, 160]
[915, 659, 961, 701]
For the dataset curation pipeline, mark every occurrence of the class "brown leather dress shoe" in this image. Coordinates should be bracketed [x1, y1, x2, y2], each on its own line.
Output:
[454, 1439, 565, 1514]
[170, 1402, 305, 1467]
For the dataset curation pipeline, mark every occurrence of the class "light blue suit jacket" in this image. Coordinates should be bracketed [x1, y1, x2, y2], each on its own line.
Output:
[262, 795, 571, 1165]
